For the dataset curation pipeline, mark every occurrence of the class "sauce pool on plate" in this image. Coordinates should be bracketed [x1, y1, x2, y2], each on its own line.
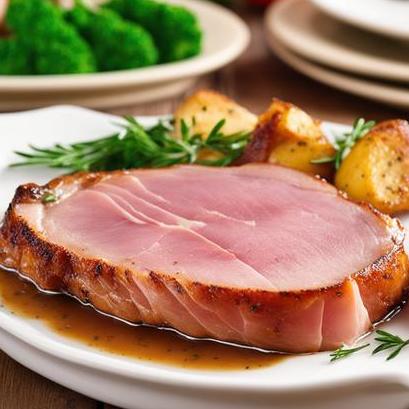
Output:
[0, 268, 285, 370]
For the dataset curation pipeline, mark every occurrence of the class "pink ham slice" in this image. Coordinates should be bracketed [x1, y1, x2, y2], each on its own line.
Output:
[1, 164, 408, 353]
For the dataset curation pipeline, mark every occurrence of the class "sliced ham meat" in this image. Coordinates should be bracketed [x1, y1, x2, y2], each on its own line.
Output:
[1, 164, 408, 353]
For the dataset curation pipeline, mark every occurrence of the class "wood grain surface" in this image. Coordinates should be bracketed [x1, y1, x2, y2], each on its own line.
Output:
[0, 5, 407, 409]
[0, 351, 98, 409]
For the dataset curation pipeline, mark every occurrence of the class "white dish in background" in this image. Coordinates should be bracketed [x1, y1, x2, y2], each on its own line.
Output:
[264, 14, 409, 110]
[0, 106, 409, 409]
[311, 0, 409, 41]
[270, 0, 409, 83]
[0, 0, 249, 111]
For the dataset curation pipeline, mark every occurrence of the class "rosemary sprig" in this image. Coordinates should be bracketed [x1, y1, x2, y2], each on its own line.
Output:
[312, 117, 376, 169]
[373, 330, 409, 361]
[329, 330, 409, 362]
[329, 343, 370, 362]
[10, 117, 251, 172]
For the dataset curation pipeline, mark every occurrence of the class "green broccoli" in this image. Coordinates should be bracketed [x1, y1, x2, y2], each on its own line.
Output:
[154, 3, 202, 63]
[106, 0, 160, 29]
[64, 2, 158, 72]
[0, 38, 32, 75]
[105, 0, 202, 63]
[5, 0, 96, 75]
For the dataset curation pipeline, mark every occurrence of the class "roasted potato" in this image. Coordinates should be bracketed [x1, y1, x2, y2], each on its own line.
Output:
[237, 99, 335, 179]
[173, 89, 257, 138]
[335, 120, 409, 214]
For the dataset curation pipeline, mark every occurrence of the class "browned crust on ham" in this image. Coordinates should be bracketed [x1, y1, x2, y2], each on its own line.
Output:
[1, 169, 409, 352]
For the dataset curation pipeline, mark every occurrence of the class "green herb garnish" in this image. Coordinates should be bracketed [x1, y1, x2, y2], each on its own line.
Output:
[10, 117, 251, 172]
[373, 330, 409, 360]
[41, 192, 57, 203]
[330, 330, 409, 362]
[312, 118, 376, 169]
[329, 343, 370, 362]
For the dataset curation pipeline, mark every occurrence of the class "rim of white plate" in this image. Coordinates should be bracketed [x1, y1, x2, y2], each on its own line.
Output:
[269, 0, 409, 83]
[311, 0, 409, 41]
[264, 16, 409, 109]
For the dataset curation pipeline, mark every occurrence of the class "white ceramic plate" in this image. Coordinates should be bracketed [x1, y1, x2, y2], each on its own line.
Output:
[311, 0, 409, 41]
[0, 0, 249, 111]
[0, 107, 409, 409]
[270, 0, 409, 83]
[264, 17, 409, 110]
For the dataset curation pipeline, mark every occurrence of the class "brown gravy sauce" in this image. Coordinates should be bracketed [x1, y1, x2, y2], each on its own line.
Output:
[0, 268, 285, 370]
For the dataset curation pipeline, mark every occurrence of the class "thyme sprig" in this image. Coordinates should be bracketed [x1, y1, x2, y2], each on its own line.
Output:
[329, 343, 370, 362]
[10, 116, 251, 172]
[312, 117, 376, 169]
[372, 330, 409, 361]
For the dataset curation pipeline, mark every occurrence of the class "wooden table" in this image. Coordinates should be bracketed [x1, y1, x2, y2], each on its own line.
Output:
[1, 6, 407, 409]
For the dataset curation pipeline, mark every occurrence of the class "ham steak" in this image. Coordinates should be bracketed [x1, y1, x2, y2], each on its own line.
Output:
[1, 164, 408, 353]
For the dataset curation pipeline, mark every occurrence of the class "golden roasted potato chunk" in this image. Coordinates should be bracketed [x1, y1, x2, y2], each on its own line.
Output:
[173, 90, 257, 138]
[237, 99, 335, 179]
[335, 120, 409, 214]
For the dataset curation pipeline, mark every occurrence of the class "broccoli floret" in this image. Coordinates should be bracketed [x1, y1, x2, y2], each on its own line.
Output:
[155, 3, 202, 62]
[6, 0, 96, 75]
[105, 0, 202, 63]
[0, 38, 32, 75]
[107, 0, 159, 28]
[64, 2, 158, 72]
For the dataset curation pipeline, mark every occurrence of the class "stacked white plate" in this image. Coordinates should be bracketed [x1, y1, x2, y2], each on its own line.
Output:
[264, 0, 409, 109]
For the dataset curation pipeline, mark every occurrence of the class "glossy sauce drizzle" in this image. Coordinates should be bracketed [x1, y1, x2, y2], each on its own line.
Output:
[0, 268, 285, 370]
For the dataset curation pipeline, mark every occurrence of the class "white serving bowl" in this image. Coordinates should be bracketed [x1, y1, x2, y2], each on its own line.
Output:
[0, 0, 249, 110]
